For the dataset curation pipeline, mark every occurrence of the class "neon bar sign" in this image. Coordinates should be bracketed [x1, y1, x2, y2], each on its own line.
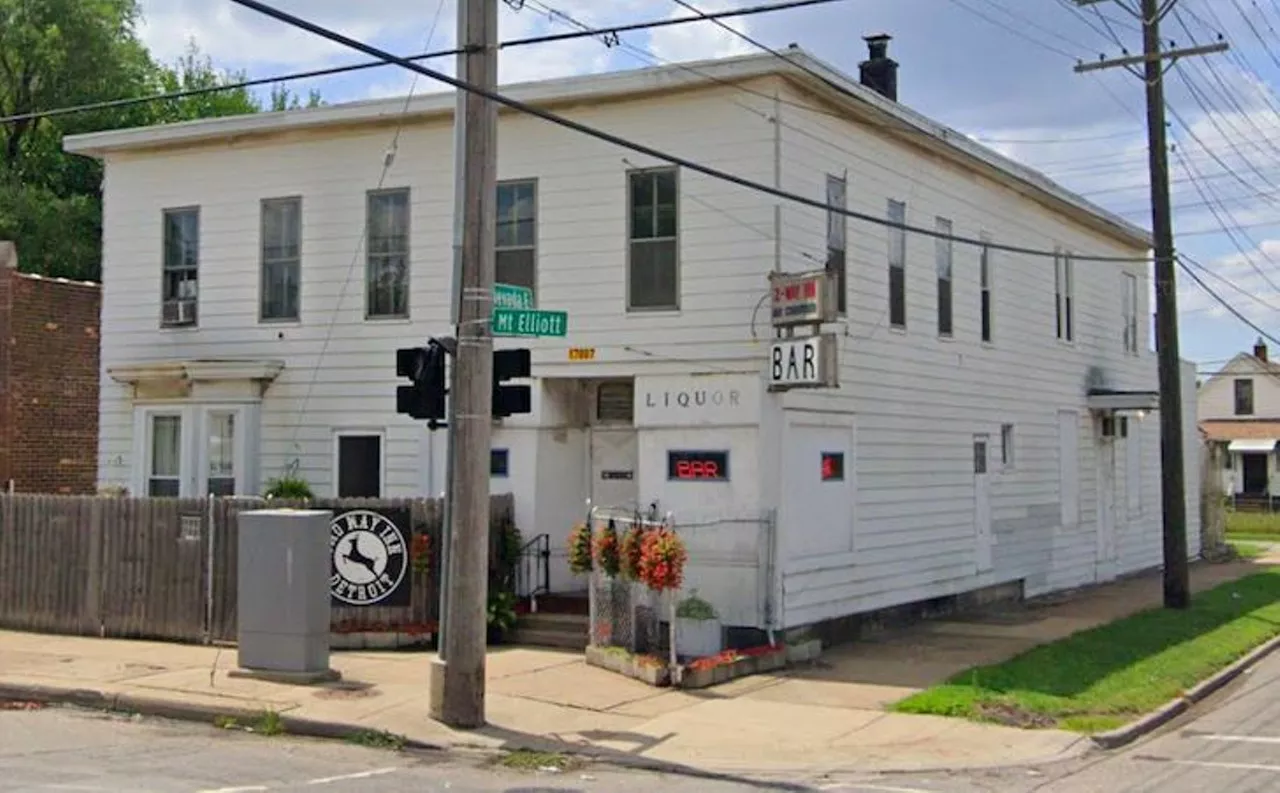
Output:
[666, 450, 730, 481]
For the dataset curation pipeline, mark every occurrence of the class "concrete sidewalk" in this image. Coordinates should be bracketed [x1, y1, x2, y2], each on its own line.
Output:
[0, 555, 1271, 780]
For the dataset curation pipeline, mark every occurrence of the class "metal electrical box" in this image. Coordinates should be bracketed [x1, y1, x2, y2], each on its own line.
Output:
[232, 509, 339, 684]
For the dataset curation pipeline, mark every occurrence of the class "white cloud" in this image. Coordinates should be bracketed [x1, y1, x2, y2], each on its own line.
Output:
[1179, 239, 1280, 326]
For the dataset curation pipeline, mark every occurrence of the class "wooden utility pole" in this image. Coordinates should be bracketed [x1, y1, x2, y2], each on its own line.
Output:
[1074, 0, 1227, 609]
[431, 0, 498, 727]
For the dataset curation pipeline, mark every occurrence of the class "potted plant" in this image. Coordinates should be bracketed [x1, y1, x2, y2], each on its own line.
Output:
[674, 590, 722, 659]
[265, 475, 313, 500]
[637, 526, 687, 593]
[487, 589, 519, 644]
[594, 519, 621, 578]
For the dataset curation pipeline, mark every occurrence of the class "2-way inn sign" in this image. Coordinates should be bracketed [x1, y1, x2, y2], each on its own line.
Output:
[768, 333, 839, 391]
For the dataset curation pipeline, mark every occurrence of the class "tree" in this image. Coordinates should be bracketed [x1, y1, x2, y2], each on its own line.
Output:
[0, 4, 323, 281]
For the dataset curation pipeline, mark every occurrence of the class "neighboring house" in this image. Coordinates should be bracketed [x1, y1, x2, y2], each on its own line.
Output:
[63, 40, 1201, 640]
[0, 242, 101, 494]
[1198, 339, 1280, 502]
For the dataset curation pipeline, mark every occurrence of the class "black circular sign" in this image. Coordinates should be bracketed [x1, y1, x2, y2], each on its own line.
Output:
[329, 509, 408, 606]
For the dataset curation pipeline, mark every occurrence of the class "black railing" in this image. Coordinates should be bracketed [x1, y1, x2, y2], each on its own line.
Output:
[516, 533, 551, 604]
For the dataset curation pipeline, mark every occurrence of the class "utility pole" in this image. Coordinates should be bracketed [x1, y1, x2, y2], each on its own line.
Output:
[429, 0, 498, 728]
[1073, 0, 1227, 609]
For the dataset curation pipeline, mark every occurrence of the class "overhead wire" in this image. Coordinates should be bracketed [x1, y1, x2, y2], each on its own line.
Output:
[0, 0, 840, 127]
[218, 0, 1152, 263]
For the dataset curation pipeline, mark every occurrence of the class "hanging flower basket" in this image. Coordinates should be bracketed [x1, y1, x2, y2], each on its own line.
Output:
[638, 527, 687, 593]
[567, 522, 593, 575]
[619, 523, 646, 582]
[594, 520, 622, 578]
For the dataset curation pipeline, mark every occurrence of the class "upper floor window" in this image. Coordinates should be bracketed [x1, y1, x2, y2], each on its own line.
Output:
[161, 207, 199, 328]
[1235, 378, 1255, 416]
[1055, 249, 1075, 342]
[496, 180, 537, 299]
[826, 174, 848, 314]
[260, 197, 302, 322]
[979, 234, 993, 343]
[935, 216, 953, 337]
[627, 168, 679, 311]
[366, 188, 410, 319]
[1122, 272, 1138, 354]
[887, 199, 906, 329]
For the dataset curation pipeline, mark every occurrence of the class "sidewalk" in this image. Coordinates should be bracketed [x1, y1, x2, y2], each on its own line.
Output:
[0, 555, 1271, 780]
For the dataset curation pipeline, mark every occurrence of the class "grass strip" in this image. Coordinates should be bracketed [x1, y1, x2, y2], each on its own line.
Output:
[891, 569, 1280, 733]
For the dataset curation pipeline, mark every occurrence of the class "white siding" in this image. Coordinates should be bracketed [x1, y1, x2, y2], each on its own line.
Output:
[97, 82, 780, 496]
[1198, 355, 1280, 420]
[768, 82, 1166, 626]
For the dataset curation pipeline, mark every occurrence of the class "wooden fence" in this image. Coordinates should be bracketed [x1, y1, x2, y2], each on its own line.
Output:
[0, 493, 515, 644]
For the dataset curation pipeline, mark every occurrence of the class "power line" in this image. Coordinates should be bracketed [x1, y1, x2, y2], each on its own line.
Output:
[219, 0, 1151, 263]
[1178, 253, 1280, 347]
[0, 0, 838, 128]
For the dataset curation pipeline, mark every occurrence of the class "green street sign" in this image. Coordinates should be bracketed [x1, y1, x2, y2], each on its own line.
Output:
[492, 308, 568, 338]
[493, 283, 533, 310]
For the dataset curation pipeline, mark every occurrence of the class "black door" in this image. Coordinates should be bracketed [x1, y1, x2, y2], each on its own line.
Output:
[1242, 452, 1269, 495]
[337, 435, 382, 498]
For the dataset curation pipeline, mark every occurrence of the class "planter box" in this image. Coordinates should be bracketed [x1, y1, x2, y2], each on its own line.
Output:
[678, 647, 788, 690]
[585, 644, 671, 687]
[675, 617, 722, 659]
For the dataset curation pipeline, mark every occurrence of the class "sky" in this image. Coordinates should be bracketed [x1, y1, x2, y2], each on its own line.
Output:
[132, 0, 1280, 374]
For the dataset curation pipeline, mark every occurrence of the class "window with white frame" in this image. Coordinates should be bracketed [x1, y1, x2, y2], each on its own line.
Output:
[261, 197, 302, 322]
[161, 207, 199, 328]
[366, 188, 410, 319]
[627, 168, 679, 310]
[206, 412, 236, 496]
[1055, 249, 1075, 342]
[980, 235, 994, 343]
[496, 180, 537, 297]
[149, 414, 182, 497]
[887, 199, 907, 328]
[1122, 272, 1138, 354]
[935, 217, 953, 337]
[826, 173, 848, 314]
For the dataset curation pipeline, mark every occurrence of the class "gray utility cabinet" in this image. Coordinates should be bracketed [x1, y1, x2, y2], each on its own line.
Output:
[235, 509, 335, 680]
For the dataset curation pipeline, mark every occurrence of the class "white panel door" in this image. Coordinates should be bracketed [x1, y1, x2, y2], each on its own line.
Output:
[1058, 410, 1080, 527]
[589, 428, 638, 511]
[973, 434, 993, 573]
[1096, 431, 1119, 581]
[782, 422, 854, 560]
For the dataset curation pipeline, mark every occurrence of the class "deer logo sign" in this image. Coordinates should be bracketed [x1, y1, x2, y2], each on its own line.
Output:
[329, 509, 408, 606]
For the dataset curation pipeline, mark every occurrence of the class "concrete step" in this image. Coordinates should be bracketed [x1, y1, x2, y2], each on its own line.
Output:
[508, 627, 588, 650]
[518, 612, 589, 633]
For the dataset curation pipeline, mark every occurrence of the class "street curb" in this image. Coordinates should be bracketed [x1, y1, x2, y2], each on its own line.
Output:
[1090, 633, 1280, 750]
[0, 682, 447, 752]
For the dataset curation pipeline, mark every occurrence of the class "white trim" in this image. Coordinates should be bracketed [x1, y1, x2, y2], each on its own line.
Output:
[332, 428, 387, 498]
[133, 405, 195, 497]
[62, 51, 1149, 252]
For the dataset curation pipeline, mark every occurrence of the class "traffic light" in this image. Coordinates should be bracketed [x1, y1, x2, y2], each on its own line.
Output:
[396, 342, 448, 421]
[492, 348, 532, 418]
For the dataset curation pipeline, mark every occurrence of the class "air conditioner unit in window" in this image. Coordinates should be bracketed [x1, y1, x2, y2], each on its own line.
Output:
[163, 298, 197, 326]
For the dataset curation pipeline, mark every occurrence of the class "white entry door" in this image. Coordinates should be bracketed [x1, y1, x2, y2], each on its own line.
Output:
[1096, 431, 1119, 581]
[973, 434, 993, 573]
[590, 428, 638, 511]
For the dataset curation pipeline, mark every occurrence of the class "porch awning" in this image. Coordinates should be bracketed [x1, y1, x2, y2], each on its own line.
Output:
[1086, 389, 1161, 412]
[1228, 439, 1278, 453]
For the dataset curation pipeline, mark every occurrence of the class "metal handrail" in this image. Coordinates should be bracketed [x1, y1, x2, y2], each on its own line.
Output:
[516, 533, 551, 609]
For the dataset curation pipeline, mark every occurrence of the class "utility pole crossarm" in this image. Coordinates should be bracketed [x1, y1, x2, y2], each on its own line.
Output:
[1074, 41, 1229, 73]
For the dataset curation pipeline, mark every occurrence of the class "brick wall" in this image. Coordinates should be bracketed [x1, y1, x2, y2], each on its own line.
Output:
[0, 243, 101, 494]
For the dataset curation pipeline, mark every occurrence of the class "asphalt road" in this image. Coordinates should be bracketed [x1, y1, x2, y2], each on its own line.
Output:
[0, 705, 936, 793]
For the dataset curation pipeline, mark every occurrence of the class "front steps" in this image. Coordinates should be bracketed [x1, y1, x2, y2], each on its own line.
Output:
[509, 592, 590, 650]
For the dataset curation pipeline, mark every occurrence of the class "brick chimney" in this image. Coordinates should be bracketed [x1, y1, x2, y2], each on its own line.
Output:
[858, 34, 898, 102]
[1255, 337, 1268, 362]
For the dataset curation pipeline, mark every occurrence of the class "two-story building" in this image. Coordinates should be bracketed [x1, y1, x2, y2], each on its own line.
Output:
[1199, 339, 1280, 503]
[64, 40, 1201, 640]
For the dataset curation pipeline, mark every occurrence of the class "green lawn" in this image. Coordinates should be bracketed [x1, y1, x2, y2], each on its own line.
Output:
[891, 570, 1280, 733]
[1226, 510, 1280, 537]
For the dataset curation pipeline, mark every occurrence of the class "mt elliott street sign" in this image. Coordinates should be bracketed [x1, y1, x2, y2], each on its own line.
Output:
[491, 283, 568, 338]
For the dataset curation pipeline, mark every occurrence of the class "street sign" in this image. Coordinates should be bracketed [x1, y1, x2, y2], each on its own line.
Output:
[768, 333, 839, 391]
[493, 283, 533, 310]
[492, 308, 568, 338]
[769, 270, 838, 327]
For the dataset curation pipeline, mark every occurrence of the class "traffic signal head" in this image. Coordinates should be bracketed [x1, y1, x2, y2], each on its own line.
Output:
[396, 344, 448, 421]
[492, 348, 532, 419]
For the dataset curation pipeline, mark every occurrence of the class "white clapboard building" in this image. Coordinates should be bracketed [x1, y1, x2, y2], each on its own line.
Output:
[65, 39, 1200, 640]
